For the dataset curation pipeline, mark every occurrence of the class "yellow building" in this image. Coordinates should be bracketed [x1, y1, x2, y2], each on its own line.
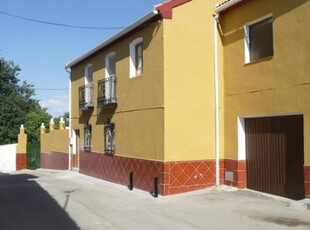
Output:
[216, 0, 310, 200]
[62, 0, 220, 196]
[44, 0, 310, 198]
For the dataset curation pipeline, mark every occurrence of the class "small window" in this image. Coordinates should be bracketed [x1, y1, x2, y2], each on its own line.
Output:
[129, 37, 143, 78]
[245, 15, 273, 63]
[84, 123, 92, 152]
[104, 119, 115, 154]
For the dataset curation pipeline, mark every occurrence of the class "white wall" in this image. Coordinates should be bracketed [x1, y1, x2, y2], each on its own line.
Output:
[0, 144, 17, 172]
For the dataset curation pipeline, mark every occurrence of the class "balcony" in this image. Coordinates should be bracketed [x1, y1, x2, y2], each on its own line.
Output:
[97, 76, 117, 108]
[79, 83, 94, 110]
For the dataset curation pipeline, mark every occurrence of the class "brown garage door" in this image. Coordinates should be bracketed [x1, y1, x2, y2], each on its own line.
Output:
[245, 115, 304, 200]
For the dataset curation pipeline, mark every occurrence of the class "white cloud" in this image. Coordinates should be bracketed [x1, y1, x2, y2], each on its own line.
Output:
[39, 95, 69, 117]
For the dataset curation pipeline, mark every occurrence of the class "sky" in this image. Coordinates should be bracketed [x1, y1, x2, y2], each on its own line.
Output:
[0, 0, 162, 117]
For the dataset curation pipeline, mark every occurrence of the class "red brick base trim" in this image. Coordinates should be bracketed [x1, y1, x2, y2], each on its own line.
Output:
[304, 166, 310, 199]
[41, 151, 69, 170]
[163, 160, 216, 195]
[220, 159, 246, 189]
[79, 151, 164, 194]
[16, 153, 26, 170]
[79, 151, 217, 195]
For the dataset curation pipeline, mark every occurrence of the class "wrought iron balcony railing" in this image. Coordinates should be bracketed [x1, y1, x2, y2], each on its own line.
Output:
[79, 83, 94, 110]
[97, 76, 117, 108]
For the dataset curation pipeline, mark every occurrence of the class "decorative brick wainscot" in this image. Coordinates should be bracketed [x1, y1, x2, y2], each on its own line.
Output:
[79, 151, 164, 194]
[221, 159, 246, 189]
[163, 160, 216, 195]
[304, 166, 310, 199]
[79, 151, 217, 196]
[41, 151, 69, 170]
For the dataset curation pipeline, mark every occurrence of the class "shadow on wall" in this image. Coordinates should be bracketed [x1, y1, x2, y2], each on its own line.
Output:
[0, 173, 80, 230]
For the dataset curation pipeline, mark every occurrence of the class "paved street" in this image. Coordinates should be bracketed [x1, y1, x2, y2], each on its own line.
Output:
[0, 169, 310, 230]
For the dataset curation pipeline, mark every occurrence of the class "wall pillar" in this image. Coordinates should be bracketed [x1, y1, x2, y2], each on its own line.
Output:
[59, 117, 65, 130]
[49, 118, 55, 131]
[16, 124, 27, 170]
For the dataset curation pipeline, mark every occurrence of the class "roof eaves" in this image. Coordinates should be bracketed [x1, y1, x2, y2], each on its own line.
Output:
[214, 0, 243, 13]
[65, 10, 158, 69]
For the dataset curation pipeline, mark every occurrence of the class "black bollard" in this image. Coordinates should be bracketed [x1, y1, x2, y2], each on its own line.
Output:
[129, 172, 133, 191]
[154, 177, 158, 198]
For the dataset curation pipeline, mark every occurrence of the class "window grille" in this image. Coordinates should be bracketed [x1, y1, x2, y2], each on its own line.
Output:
[104, 119, 115, 154]
[84, 123, 92, 152]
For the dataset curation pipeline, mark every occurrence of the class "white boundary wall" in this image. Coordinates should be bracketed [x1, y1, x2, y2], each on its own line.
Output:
[0, 144, 17, 172]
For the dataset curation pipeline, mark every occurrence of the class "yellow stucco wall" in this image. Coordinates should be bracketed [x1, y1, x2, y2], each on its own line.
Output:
[70, 22, 164, 161]
[163, 0, 221, 161]
[41, 129, 69, 154]
[220, 0, 310, 163]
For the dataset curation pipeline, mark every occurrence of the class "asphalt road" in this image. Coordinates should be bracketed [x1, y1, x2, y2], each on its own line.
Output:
[0, 169, 309, 230]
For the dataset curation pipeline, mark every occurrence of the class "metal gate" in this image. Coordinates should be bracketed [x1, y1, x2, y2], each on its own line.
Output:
[26, 143, 40, 170]
[245, 115, 304, 200]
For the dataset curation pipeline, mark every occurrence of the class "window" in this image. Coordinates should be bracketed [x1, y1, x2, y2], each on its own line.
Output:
[85, 64, 93, 85]
[135, 42, 143, 75]
[105, 52, 116, 78]
[83, 64, 93, 107]
[104, 119, 115, 154]
[129, 37, 143, 78]
[84, 123, 92, 152]
[97, 52, 117, 106]
[244, 14, 273, 63]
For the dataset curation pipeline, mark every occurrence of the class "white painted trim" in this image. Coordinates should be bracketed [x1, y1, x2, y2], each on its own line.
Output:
[129, 37, 143, 78]
[238, 117, 246, 160]
[65, 10, 158, 69]
[105, 51, 116, 79]
[72, 129, 76, 155]
[244, 13, 273, 64]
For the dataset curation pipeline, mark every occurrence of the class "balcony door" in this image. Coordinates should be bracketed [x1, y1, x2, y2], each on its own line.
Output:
[85, 64, 93, 106]
[105, 52, 116, 103]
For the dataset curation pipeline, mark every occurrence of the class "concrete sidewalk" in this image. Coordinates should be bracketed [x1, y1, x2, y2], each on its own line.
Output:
[1, 169, 310, 230]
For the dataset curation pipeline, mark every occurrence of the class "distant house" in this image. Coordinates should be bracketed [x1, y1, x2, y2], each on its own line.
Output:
[41, 0, 310, 199]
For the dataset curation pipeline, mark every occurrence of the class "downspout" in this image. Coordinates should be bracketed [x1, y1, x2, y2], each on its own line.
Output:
[214, 13, 220, 186]
[66, 68, 72, 171]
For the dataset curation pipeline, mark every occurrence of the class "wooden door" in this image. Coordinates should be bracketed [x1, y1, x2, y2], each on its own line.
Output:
[245, 115, 304, 200]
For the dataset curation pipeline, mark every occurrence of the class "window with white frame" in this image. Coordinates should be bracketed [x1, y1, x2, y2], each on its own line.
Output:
[244, 14, 274, 63]
[129, 37, 143, 78]
[80, 64, 94, 108]
[103, 52, 117, 104]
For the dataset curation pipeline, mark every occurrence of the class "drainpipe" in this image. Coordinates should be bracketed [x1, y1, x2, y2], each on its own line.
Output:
[66, 68, 72, 171]
[214, 13, 220, 186]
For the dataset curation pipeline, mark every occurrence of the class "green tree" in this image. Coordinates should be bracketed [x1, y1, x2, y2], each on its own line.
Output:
[24, 107, 52, 144]
[0, 58, 40, 144]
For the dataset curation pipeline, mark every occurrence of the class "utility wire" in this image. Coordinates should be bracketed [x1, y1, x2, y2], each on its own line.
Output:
[35, 88, 69, 90]
[0, 10, 126, 30]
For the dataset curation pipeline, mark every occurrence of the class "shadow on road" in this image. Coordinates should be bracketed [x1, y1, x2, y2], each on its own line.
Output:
[0, 172, 80, 230]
